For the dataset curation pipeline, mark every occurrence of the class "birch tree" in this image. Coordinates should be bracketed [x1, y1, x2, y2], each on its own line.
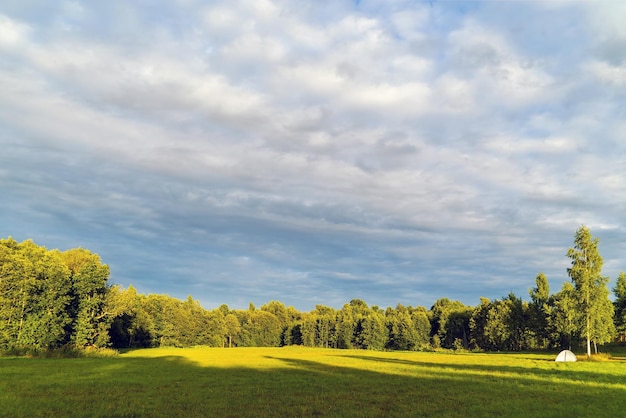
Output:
[566, 226, 614, 356]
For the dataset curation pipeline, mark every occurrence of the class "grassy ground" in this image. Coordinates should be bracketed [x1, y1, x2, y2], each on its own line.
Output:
[1, 346, 625, 417]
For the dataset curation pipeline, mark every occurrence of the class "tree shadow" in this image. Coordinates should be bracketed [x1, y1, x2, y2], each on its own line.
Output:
[341, 353, 624, 387]
[268, 354, 626, 417]
[3, 352, 626, 418]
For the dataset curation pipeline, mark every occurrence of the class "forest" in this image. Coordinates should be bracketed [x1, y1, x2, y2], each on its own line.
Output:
[1, 226, 625, 355]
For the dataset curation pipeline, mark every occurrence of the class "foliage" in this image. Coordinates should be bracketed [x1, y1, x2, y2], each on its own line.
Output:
[2, 228, 625, 355]
[566, 226, 615, 356]
[0, 238, 110, 351]
[548, 282, 579, 349]
[430, 298, 471, 349]
[469, 296, 529, 351]
[613, 272, 626, 342]
[528, 273, 551, 348]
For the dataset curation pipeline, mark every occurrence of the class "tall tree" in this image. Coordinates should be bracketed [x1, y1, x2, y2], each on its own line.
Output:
[484, 298, 511, 351]
[24, 248, 73, 349]
[360, 308, 387, 350]
[385, 304, 419, 351]
[589, 278, 615, 353]
[430, 298, 469, 349]
[261, 300, 292, 346]
[469, 297, 491, 350]
[61, 248, 111, 347]
[311, 305, 335, 348]
[529, 273, 551, 348]
[299, 313, 316, 347]
[469, 294, 529, 352]
[0, 239, 75, 350]
[224, 313, 240, 348]
[410, 306, 432, 349]
[0, 240, 33, 349]
[566, 226, 614, 356]
[236, 310, 282, 347]
[548, 282, 578, 349]
[614, 272, 626, 342]
[142, 294, 179, 347]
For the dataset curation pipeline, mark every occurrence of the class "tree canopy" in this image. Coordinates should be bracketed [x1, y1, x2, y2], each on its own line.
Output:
[566, 226, 615, 356]
[1, 228, 624, 355]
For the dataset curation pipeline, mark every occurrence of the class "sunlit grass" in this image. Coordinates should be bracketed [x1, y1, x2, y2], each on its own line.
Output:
[2, 347, 626, 417]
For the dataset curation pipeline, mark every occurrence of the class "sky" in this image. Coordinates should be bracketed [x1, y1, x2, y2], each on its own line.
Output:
[1, 0, 625, 312]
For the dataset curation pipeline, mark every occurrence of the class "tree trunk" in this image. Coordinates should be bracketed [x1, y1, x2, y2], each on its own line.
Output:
[586, 316, 591, 357]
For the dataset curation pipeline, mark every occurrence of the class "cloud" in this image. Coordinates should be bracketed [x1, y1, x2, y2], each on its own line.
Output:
[0, 14, 29, 47]
[1, 1, 625, 310]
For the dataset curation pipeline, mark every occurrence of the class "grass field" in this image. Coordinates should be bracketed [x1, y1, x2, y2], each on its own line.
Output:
[1, 346, 626, 417]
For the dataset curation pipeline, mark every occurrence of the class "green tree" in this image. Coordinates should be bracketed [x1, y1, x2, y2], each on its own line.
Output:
[309, 305, 335, 348]
[142, 294, 180, 347]
[469, 295, 529, 351]
[283, 306, 303, 346]
[504, 293, 529, 351]
[0, 239, 37, 349]
[108, 285, 153, 348]
[548, 282, 578, 349]
[360, 308, 387, 350]
[385, 304, 419, 351]
[299, 313, 316, 347]
[261, 300, 290, 346]
[469, 298, 488, 349]
[484, 299, 511, 351]
[589, 278, 615, 353]
[109, 288, 225, 349]
[614, 272, 626, 342]
[218, 304, 230, 316]
[335, 303, 355, 349]
[333, 299, 375, 349]
[430, 298, 470, 349]
[202, 309, 227, 347]
[236, 310, 282, 347]
[261, 301, 289, 326]
[0, 239, 75, 351]
[61, 248, 111, 347]
[566, 226, 614, 356]
[180, 295, 220, 346]
[24, 248, 73, 349]
[410, 306, 432, 349]
[528, 273, 551, 348]
[224, 313, 240, 348]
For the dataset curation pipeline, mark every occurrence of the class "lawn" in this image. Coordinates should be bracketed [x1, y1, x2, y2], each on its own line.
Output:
[1, 347, 625, 417]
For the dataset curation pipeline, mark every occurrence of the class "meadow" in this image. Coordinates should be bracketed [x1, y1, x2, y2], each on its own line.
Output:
[1, 346, 626, 417]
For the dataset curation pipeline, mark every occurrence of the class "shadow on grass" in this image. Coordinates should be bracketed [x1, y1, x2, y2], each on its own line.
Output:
[2, 352, 626, 418]
[341, 353, 625, 387]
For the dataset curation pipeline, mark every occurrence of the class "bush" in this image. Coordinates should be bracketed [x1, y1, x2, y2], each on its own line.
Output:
[0, 345, 119, 358]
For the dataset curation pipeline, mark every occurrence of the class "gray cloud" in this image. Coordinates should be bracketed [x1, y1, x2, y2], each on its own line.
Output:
[1, 1, 625, 310]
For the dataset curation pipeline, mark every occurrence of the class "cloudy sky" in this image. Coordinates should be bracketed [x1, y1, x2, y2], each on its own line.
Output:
[1, 0, 625, 311]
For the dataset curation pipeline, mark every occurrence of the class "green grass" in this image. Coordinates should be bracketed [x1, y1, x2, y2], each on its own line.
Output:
[1, 347, 625, 417]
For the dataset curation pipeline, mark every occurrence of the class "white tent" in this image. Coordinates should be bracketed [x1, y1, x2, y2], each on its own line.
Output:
[555, 349, 577, 362]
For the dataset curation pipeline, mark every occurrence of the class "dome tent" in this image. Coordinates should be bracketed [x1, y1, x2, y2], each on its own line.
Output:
[555, 350, 577, 362]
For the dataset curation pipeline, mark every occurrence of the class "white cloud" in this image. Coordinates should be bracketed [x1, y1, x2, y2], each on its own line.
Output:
[2, 0, 626, 309]
[587, 60, 626, 87]
[586, 1, 626, 39]
[446, 18, 554, 107]
[0, 14, 29, 47]
[432, 74, 475, 112]
[483, 135, 577, 155]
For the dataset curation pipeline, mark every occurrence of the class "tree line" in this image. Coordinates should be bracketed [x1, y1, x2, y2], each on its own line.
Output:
[1, 226, 625, 355]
